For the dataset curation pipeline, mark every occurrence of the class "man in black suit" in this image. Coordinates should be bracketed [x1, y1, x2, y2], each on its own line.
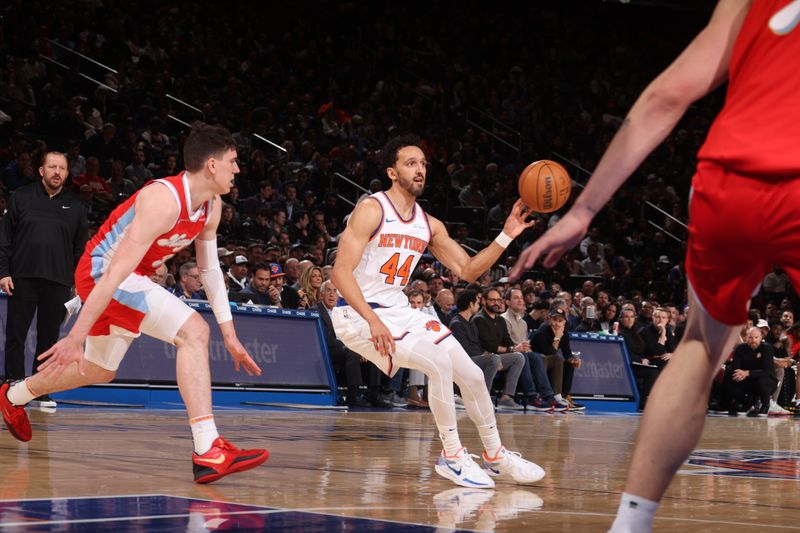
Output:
[317, 279, 386, 407]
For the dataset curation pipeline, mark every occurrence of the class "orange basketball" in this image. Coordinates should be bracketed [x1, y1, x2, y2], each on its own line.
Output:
[518, 160, 571, 213]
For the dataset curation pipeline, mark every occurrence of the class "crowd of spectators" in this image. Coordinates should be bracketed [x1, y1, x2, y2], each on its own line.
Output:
[2, 0, 798, 411]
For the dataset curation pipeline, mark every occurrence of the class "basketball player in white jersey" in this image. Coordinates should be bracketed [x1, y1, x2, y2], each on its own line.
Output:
[331, 134, 544, 488]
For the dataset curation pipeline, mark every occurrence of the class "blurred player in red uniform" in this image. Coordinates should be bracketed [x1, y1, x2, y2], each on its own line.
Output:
[511, 1, 800, 530]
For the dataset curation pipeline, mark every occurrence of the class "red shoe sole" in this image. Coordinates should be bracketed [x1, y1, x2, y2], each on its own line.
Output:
[194, 449, 270, 484]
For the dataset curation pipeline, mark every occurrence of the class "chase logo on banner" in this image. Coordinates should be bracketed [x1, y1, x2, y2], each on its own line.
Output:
[679, 450, 800, 481]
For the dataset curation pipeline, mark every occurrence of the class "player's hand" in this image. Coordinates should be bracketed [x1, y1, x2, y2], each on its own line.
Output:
[224, 336, 262, 376]
[37, 335, 86, 378]
[661, 352, 673, 362]
[502, 199, 537, 238]
[0, 276, 14, 295]
[569, 357, 582, 369]
[509, 208, 592, 280]
[732, 369, 747, 382]
[368, 317, 395, 358]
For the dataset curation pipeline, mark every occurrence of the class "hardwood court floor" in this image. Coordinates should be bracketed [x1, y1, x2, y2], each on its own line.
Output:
[1, 407, 800, 531]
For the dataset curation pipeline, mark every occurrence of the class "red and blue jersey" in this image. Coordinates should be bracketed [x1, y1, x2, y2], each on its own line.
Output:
[76, 173, 213, 300]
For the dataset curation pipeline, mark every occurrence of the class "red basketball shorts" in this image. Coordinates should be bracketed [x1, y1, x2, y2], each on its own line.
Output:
[686, 161, 800, 325]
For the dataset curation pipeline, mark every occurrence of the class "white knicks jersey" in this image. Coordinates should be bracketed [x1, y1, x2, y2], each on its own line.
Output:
[352, 191, 432, 308]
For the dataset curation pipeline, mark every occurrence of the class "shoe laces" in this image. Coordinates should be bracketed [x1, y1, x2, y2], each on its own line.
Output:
[448, 448, 481, 467]
[214, 437, 238, 452]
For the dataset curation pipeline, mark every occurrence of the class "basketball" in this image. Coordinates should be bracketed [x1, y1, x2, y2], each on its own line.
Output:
[518, 160, 572, 213]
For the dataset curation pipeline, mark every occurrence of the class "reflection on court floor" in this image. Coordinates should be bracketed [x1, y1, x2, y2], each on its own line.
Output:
[0, 494, 472, 532]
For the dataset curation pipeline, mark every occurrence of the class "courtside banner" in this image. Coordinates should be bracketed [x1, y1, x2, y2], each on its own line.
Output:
[568, 333, 639, 401]
[0, 297, 333, 389]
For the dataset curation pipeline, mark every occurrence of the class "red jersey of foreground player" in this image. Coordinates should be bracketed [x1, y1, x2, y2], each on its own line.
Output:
[698, 0, 800, 177]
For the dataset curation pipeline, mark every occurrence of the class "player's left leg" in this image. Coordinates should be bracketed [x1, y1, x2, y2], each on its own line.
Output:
[137, 285, 268, 484]
[610, 286, 740, 533]
[393, 336, 495, 488]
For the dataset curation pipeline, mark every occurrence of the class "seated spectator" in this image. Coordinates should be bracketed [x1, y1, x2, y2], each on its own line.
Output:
[74, 156, 114, 206]
[108, 160, 136, 201]
[638, 307, 676, 369]
[581, 243, 610, 276]
[502, 288, 568, 410]
[227, 255, 250, 292]
[125, 148, 153, 188]
[433, 288, 455, 327]
[458, 174, 486, 207]
[471, 288, 527, 410]
[530, 303, 585, 410]
[67, 142, 86, 179]
[574, 297, 600, 332]
[170, 261, 204, 300]
[598, 303, 619, 334]
[288, 209, 312, 245]
[2, 152, 35, 191]
[267, 263, 300, 308]
[150, 264, 168, 287]
[406, 290, 430, 409]
[449, 289, 503, 402]
[242, 180, 276, 218]
[317, 279, 385, 407]
[239, 263, 281, 306]
[725, 327, 777, 417]
[298, 265, 323, 308]
[618, 307, 658, 409]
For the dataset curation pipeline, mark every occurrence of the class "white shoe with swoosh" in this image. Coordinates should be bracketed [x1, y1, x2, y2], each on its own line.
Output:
[435, 448, 495, 488]
[482, 447, 546, 484]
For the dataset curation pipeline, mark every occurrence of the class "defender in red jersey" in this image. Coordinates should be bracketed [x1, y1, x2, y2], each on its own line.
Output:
[510, 1, 800, 531]
[1, 123, 268, 483]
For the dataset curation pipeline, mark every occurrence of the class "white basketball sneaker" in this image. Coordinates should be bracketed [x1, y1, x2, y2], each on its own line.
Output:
[435, 448, 496, 488]
[481, 447, 546, 484]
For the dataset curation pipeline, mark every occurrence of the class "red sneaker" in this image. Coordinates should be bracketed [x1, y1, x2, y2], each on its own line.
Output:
[192, 436, 269, 484]
[0, 382, 32, 442]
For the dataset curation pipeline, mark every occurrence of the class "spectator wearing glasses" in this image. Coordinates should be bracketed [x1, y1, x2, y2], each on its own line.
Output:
[171, 261, 204, 300]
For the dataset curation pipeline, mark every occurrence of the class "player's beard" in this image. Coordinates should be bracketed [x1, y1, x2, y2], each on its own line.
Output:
[398, 174, 425, 197]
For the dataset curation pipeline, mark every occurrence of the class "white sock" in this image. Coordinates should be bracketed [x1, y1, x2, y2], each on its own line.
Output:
[440, 426, 463, 457]
[554, 394, 565, 402]
[609, 492, 659, 533]
[190, 415, 219, 455]
[7, 380, 36, 406]
[478, 422, 503, 459]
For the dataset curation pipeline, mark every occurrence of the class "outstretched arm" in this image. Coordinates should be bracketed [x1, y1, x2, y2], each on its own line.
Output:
[428, 199, 535, 283]
[510, 0, 750, 278]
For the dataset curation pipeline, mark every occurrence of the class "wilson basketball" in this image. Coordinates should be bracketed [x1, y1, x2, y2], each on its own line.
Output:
[518, 160, 571, 213]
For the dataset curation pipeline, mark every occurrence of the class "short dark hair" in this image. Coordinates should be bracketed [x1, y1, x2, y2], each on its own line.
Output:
[456, 289, 479, 312]
[251, 262, 271, 275]
[379, 133, 421, 171]
[183, 122, 236, 172]
[483, 287, 501, 301]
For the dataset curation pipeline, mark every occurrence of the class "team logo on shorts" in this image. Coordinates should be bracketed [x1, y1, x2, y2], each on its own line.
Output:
[679, 450, 800, 480]
[425, 320, 442, 332]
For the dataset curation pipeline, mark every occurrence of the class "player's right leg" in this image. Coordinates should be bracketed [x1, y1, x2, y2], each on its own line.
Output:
[443, 338, 545, 485]
[610, 286, 741, 533]
[2, 344, 119, 442]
